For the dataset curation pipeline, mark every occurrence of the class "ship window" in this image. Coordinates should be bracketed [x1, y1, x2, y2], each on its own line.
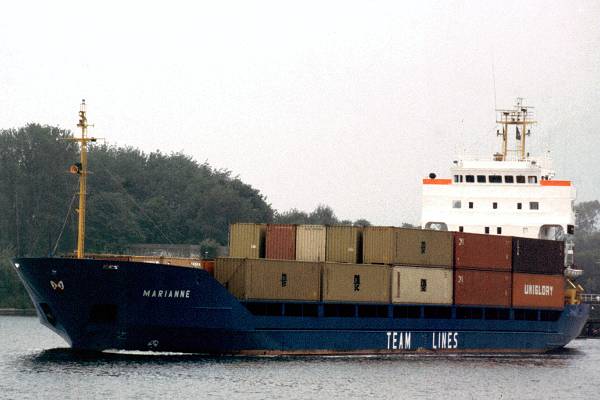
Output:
[504, 175, 514, 183]
[529, 201, 539, 210]
[452, 200, 461, 209]
[468, 202, 474, 209]
[489, 175, 502, 183]
[517, 202, 522, 210]
[492, 202, 498, 209]
[516, 175, 526, 184]
[420, 279, 427, 292]
[454, 175, 461, 183]
[528, 176, 538, 184]
[458, 226, 464, 232]
[484, 227, 490, 234]
[497, 227, 502, 234]
[465, 175, 475, 183]
[477, 175, 486, 183]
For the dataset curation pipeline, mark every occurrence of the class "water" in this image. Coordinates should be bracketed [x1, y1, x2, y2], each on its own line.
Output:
[1, 316, 600, 400]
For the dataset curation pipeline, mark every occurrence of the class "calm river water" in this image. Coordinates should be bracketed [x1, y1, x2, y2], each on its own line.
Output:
[1, 316, 599, 399]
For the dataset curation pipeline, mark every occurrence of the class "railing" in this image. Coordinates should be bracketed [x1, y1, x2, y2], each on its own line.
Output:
[580, 294, 600, 304]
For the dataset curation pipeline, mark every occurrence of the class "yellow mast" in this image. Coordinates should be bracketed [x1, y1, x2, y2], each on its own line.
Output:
[67, 100, 96, 258]
[495, 98, 536, 161]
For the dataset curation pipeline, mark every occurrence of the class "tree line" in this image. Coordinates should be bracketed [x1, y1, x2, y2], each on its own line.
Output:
[0, 124, 374, 307]
[1, 124, 599, 308]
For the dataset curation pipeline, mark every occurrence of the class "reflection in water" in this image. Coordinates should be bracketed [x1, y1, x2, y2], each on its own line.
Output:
[2, 317, 599, 400]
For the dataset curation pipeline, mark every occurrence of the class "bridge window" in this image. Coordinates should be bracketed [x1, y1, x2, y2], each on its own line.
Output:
[452, 200, 461, 209]
[517, 202, 522, 210]
[516, 175, 526, 184]
[492, 202, 498, 209]
[477, 175, 486, 183]
[504, 175, 514, 183]
[468, 202, 474, 209]
[529, 201, 539, 210]
[484, 227, 490, 234]
[528, 176, 538, 184]
[458, 226, 464, 232]
[497, 227, 502, 234]
[489, 175, 502, 183]
[465, 175, 475, 183]
[454, 175, 463, 183]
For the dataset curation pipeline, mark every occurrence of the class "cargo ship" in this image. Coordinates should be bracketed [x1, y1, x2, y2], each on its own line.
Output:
[12, 99, 589, 354]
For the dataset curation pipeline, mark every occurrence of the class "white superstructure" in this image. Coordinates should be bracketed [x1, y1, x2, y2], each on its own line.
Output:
[421, 99, 576, 258]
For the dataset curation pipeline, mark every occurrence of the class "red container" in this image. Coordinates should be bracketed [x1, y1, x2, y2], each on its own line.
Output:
[512, 273, 565, 309]
[266, 224, 296, 260]
[201, 260, 215, 275]
[454, 232, 512, 271]
[454, 269, 511, 307]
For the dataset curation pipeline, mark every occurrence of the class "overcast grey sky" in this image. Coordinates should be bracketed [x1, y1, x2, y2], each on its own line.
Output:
[1, 1, 599, 225]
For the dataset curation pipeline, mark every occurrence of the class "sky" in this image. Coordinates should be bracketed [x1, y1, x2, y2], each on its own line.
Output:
[1, 0, 599, 225]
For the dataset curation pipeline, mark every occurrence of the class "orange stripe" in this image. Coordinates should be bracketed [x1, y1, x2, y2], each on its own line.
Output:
[540, 180, 571, 187]
[422, 178, 452, 185]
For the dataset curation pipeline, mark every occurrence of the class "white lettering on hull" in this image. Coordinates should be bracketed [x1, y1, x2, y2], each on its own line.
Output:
[432, 332, 459, 349]
[142, 289, 191, 298]
[386, 332, 412, 350]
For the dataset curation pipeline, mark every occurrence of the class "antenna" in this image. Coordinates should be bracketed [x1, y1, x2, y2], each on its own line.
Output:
[495, 98, 536, 161]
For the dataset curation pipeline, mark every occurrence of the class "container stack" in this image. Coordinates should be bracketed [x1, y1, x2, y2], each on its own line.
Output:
[392, 229, 454, 305]
[511, 237, 565, 309]
[221, 223, 566, 310]
[453, 233, 512, 307]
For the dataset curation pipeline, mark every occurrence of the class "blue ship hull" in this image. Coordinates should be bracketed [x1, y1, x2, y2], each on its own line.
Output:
[12, 257, 589, 354]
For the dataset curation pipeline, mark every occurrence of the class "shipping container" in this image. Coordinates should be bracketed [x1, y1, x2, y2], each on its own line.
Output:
[363, 226, 396, 264]
[266, 224, 296, 260]
[391, 266, 453, 305]
[215, 258, 321, 301]
[512, 273, 565, 309]
[323, 263, 390, 303]
[454, 269, 511, 307]
[296, 225, 326, 261]
[326, 225, 362, 263]
[229, 223, 266, 259]
[454, 232, 512, 271]
[512, 237, 565, 275]
[395, 228, 453, 267]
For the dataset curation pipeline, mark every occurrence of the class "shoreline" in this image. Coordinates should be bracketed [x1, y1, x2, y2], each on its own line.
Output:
[0, 308, 36, 316]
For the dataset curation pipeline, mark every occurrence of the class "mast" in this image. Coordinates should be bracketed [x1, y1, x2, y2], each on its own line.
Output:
[495, 98, 536, 161]
[67, 100, 96, 258]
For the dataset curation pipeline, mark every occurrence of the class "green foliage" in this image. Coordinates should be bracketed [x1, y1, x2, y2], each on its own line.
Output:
[575, 201, 600, 292]
[0, 247, 32, 308]
[274, 204, 371, 226]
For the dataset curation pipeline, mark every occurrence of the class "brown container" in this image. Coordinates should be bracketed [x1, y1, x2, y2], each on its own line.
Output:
[391, 266, 453, 305]
[395, 228, 453, 267]
[326, 225, 362, 263]
[215, 258, 321, 301]
[322, 262, 390, 303]
[363, 226, 396, 264]
[266, 224, 296, 260]
[512, 273, 565, 309]
[228, 223, 266, 258]
[512, 237, 565, 275]
[454, 232, 512, 271]
[454, 269, 511, 307]
[201, 260, 215, 275]
[296, 225, 326, 261]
